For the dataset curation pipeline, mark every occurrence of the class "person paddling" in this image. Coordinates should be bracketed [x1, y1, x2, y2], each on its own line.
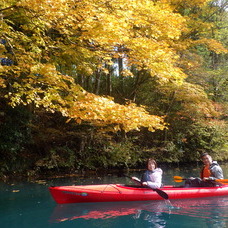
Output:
[184, 153, 224, 187]
[132, 158, 163, 189]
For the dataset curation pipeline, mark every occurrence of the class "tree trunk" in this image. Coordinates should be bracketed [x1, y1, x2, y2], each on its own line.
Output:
[106, 71, 112, 96]
[94, 68, 101, 94]
[85, 75, 92, 92]
[118, 57, 124, 94]
[77, 74, 85, 87]
[130, 71, 140, 102]
[106, 63, 113, 96]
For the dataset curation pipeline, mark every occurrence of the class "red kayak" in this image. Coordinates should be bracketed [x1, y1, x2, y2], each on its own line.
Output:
[49, 184, 228, 204]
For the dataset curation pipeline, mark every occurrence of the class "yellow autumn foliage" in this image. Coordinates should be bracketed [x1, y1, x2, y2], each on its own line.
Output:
[0, 0, 227, 133]
[193, 38, 228, 54]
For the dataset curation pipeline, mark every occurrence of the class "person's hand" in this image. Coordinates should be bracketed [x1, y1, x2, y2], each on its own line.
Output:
[142, 182, 148, 186]
[132, 177, 140, 182]
[203, 177, 209, 181]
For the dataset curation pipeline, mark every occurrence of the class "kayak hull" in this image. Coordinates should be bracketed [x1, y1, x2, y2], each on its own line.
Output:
[49, 184, 228, 204]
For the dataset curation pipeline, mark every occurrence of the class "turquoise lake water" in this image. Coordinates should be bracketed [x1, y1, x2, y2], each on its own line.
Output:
[1, 163, 228, 228]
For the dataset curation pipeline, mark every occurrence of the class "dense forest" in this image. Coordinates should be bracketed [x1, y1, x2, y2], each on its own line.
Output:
[0, 0, 227, 177]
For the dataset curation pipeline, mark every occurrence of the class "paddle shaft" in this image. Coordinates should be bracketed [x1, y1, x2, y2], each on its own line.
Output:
[124, 175, 169, 200]
[173, 176, 228, 183]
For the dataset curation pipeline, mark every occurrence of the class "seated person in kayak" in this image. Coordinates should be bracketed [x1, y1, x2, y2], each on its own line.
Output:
[184, 153, 224, 187]
[132, 158, 162, 189]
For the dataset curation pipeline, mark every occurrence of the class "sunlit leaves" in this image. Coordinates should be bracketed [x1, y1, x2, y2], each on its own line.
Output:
[1, 0, 226, 133]
[160, 82, 220, 120]
[1, 0, 184, 132]
[13, 0, 188, 81]
[193, 38, 228, 54]
[68, 94, 166, 132]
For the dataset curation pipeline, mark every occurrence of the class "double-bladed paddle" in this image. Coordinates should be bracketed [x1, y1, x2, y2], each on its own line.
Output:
[173, 176, 228, 184]
[124, 175, 169, 200]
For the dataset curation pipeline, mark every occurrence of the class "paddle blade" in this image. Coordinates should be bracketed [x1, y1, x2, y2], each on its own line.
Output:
[173, 176, 183, 180]
[216, 179, 228, 183]
[174, 179, 184, 183]
[154, 189, 169, 200]
[173, 176, 184, 182]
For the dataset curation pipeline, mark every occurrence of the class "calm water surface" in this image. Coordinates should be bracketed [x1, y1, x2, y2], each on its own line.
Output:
[1, 163, 228, 228]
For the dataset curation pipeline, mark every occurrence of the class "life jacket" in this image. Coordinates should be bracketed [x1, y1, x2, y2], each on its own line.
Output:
[201, 166, 211, 179]
[141, 170, 153, 182]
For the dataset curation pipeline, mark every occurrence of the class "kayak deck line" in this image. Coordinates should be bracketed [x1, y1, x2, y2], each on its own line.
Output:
[51, 184, 124, 195]
[108, 184, 123, 194]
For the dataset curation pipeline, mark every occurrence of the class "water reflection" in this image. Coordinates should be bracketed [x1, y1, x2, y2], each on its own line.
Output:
[50, 196, 228, 227]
